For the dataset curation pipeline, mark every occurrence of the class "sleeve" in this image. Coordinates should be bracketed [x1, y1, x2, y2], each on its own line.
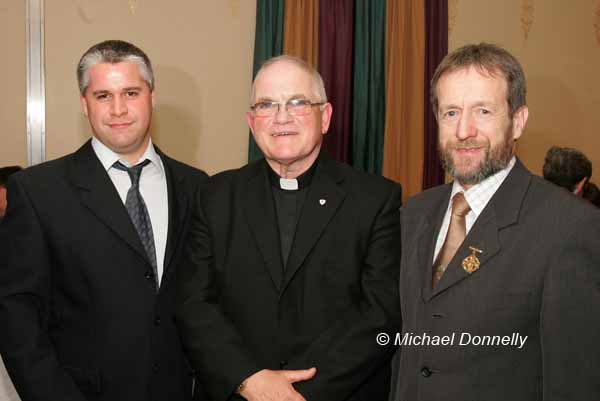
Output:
[0, 176, 86, 401]
[541, 208, 600, 399]
[175, 185, 261, 401]
[290, 183, 402, 401]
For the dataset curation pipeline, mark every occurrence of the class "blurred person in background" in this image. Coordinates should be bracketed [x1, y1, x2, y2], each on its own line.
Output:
[542, 145, 592, 196]
[0, 166, 23, 221]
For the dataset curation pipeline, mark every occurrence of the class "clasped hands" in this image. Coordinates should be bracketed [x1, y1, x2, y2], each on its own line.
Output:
[238, 367, 316, 401]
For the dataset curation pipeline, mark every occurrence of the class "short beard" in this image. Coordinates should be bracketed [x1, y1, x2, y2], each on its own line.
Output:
[439, 131, 515, 186]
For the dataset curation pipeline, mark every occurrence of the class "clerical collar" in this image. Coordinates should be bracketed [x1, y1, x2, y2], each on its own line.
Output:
[267, 159, 318, 191]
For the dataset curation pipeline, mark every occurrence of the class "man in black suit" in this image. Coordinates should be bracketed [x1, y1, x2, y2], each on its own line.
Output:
[176, 55, 401, 401]
[390, 43, 600, 400]
[0, 40, 207, 401]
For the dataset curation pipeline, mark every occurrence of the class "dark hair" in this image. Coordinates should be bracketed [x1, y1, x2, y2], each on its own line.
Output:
[543, 146, 592, 192]
[0, 166, 23, 187]
[583, 182, 600, 208]
[431, 42, 527, 118]
[77, 40, 154, 94]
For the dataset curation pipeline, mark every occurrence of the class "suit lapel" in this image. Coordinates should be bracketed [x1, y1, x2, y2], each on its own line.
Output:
[419, 186, 452, 301]
[69, 140, 149, 265]
[428, 204, 501, 300]
[281, 158, 347, 294]
[160, 153, 188, 283]
[426, 159, 532, 301]
[243, 162, 284, 291]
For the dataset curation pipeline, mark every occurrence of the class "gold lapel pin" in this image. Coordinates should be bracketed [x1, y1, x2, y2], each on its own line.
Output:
[462, 246, 483, 274]
[319, 199, 326, 206]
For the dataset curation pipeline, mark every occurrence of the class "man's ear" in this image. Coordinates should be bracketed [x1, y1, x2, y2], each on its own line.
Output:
[574, 177, 588, 197]
[320, 102, 333, 134]
[246, 111, 256, 135]
[80, 95, 89, 117]
[511, 105, 529, 141]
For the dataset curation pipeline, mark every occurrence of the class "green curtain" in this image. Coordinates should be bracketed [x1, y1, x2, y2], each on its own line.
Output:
[352, 0, 386, 174]
[248, 0, 285, 163]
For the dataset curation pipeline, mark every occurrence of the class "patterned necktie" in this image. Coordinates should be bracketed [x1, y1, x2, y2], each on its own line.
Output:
[432, 192, 471, 287]
[113, 160, 159, 291]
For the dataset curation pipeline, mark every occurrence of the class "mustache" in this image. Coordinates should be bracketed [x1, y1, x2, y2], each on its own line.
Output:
[447, 139, 488, 150]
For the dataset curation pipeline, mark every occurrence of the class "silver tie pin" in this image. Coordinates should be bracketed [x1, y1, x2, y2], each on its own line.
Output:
[319, 199, 326, 206]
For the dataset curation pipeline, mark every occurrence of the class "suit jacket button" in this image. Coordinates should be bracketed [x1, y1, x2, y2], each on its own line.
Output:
[153, 363, 159, 373]
[154, 317, 161, 325]
[421, 367, 432, 377]
[279, 361, 287, 369]
[145, 271, 152, 279]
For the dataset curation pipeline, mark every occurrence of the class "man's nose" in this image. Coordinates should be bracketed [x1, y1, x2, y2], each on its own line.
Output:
[110, 97, 127, 116]
[274, 104, 293, 124]
[456, 112, 477, 140]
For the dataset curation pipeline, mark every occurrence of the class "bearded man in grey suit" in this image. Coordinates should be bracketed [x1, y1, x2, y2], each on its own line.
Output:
[390, 43, 600, 400]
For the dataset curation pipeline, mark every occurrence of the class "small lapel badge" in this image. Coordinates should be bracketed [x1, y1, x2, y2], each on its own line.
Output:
[319, 199, 326, 206]
[462, 246, 483, 274]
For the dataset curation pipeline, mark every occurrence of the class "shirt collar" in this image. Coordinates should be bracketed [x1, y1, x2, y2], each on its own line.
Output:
[450, 156, 516, 216]
[267, 158, 318, 191]
[91, 136, 164, 175]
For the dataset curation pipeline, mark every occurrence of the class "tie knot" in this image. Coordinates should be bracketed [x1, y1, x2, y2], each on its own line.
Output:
[113, 159, 151, 187]
[451, 192, 470, 217]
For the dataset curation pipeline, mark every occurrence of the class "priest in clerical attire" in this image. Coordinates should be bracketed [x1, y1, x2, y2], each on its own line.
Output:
[176, 55, 402, 401]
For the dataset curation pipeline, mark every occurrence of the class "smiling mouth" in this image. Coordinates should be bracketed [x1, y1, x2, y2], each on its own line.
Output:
[271, 132, 297, 137]
[454, 147, 483, 152]
[109, 122, 133, 129]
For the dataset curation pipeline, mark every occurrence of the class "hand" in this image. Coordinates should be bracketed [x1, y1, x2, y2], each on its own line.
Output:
[239, 367, 316, 401]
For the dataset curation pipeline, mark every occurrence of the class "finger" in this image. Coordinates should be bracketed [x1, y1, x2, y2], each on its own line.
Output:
[293, 393, 307, 401]
[282, 367, 317, 382]
[285, 389, 308, 401]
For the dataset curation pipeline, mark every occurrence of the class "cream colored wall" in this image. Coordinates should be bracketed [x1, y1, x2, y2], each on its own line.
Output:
[0, 2, 27, 167]
[450, 0, 600, 181]
[45, 0, 256, 174]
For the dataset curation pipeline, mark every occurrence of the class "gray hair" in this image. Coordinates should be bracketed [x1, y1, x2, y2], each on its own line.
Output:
[77, 40, 154, 95]
[250, 55, 327, 104]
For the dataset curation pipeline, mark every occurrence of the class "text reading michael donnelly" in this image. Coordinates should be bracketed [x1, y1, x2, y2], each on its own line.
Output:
[376, 332, 528, 349]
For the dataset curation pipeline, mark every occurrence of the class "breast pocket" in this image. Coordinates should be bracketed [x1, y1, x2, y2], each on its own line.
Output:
[491, 291, 536, 311]
[476, 291, 539, 333]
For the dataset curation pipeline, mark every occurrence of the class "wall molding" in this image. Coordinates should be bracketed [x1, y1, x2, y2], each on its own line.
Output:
[26, 0, 46, 166]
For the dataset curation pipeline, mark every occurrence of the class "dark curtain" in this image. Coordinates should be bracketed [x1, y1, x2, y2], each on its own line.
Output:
[422, 0, 447, 188]
[352, 0, 386, 174]
[318, 0, 354, 164]
[248, 0, 285, 163]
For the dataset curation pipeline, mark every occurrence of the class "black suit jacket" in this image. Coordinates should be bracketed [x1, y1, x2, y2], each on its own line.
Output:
[0, 140, 208, 401]
[390, 159, 600, 401]
[176, 156, 401, 401]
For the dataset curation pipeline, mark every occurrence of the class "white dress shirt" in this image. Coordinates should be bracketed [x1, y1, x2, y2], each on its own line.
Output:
[92, 137, 169, 285]
[433, 156, 516, 262]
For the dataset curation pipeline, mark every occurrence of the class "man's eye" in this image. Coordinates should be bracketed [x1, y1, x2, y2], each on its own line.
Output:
[126, 91, 139, 97]
[444, 110, 457, 118]
[96, 94, 109, 101]
[255, 102, 276, 111]
[287, 99, 310, 108]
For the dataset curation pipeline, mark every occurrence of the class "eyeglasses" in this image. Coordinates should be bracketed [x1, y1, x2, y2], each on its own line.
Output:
[250, 98, 325, 117]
